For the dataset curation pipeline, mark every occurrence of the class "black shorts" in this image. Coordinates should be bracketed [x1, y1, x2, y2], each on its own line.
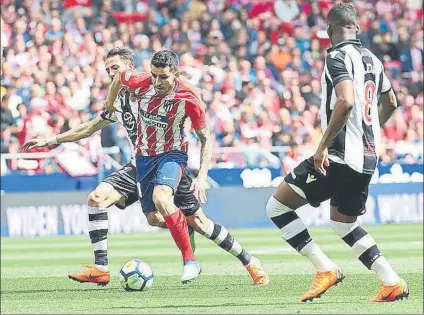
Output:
[102, 162, 200, 215]
[103, 162, 139, 210]
[284, 157, 372, 216]
[174, 171, 201, 216]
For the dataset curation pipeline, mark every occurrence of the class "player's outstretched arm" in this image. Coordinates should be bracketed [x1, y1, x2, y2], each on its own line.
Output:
[192, 126, 213, 203]
[104, 72, 122, 112]
[22, 116, 111, 150]
[378, 89, 398, 127]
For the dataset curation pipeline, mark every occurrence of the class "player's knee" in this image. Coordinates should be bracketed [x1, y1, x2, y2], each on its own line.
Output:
[87, 191, 101, 207]
[146, 212, 165, 227]
[266, 195, 293, 219]
[88, 187, 119, 208]
[152, 186, 173, 210]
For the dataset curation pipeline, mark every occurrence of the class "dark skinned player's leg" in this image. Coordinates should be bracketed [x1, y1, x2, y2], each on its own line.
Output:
[330, 184, 408, 302]
[266, 157, 344, 302]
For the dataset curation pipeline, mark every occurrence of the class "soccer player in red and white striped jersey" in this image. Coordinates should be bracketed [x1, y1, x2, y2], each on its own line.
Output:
[104, 50, 211, 283]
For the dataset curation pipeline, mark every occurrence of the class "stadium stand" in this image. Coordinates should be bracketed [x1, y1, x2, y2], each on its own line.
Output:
[1, 0, 422, 174]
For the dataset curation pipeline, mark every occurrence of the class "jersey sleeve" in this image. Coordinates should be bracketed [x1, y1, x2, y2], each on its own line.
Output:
[326, 51, 353, 86]
[100, 109, 118, 122]
[381, 71, 392, 94]
[120, 71, 151, 95]
[185, 95, 207, 130]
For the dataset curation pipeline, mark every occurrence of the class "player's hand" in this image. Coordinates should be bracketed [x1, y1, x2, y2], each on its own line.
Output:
[103, 100, 116, 112]
[313, 146, 329, 176]
[22, 139, 48, 150]
[190, 177, 208, 204]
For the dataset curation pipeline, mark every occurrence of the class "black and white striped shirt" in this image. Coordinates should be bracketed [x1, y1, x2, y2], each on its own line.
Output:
[100, 90, 139, 165]
[320, 39, 392, 174]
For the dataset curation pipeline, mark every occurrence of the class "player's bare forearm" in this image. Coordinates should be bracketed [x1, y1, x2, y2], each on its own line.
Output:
[56, 117, 110, 143]
[378, 89, 398, 127]
[105, 72, 122, 111]
[195, 126, 213, 180]
[319, 81, 354, 149]
[22, 117, 110, 150]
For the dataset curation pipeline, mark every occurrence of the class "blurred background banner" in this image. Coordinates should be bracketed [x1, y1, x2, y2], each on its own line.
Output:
[1, 182, 422, 237]
[0, 191, 159, 238]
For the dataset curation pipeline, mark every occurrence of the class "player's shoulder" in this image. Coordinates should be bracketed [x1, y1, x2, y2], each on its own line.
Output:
[121, 70, 152, 91]
[326, 48, 348, 68]
[176, 78, 202, 104]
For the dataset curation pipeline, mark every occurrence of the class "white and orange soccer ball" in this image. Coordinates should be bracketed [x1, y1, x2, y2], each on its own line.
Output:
[119, 259, 154, 291]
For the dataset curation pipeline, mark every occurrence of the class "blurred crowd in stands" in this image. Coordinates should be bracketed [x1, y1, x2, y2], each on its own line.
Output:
[1, 0, 423, 175]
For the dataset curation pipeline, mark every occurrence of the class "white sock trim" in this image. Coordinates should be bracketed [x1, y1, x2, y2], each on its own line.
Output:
[280, 218, 306, 240]
[228, 241, 243, 256]
[88, 206, 108, 214]
[331, 220, 359, 238]
[89, 220, 109, 230]
[371, 256, 401, 286]
[203, 222, 214, 238]
[93, 239, 107, 251]
[351, 234, 376, 257]
[265, 195, 293, 218]
[215, 226, 229, 244]
[299, 241, 336, 272]
[95, 264, 109, 272]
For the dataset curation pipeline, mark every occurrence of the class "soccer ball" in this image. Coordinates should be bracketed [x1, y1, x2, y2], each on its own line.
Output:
[119, 259, 154, 291]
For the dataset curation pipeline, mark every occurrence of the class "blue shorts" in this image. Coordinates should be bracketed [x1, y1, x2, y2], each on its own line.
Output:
[136, 151, 188, 213]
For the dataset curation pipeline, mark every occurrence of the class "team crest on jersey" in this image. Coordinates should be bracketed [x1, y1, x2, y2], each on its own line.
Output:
[163, 100, 174, 112]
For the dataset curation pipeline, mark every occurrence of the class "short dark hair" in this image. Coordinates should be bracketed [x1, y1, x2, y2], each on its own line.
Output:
[106, 46, 134, 62]
[327, 3, 357, 26]
[151, 50, 179, 71]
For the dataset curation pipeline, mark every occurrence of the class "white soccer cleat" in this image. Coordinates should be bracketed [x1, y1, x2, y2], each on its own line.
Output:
[181, 261, 202, 284]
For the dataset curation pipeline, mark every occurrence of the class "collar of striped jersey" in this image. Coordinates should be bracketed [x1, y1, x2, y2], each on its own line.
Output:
[327, 39, 361, 53]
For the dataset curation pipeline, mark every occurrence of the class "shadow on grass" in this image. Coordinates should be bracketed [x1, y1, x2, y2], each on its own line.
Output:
[108, 300, 352, 310]
[1, 287, 116, 294]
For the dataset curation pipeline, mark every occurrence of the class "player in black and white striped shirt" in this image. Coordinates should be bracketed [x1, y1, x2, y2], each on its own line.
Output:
[266, 3, 409, 303]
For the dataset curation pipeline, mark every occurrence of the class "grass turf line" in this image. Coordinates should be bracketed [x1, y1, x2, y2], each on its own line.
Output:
[1, 224, 422, 314]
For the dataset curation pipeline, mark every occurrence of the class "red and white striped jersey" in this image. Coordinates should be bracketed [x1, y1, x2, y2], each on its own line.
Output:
[120, 71, 207, 156]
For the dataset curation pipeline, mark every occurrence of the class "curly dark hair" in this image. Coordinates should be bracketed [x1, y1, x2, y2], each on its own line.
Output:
[106, 46, 134, 62]
[151, 50, 179, 71]
[327, 3, 357, 26]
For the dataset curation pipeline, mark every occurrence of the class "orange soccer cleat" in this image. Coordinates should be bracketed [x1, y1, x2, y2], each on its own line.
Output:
[372, 279, 409, 302]
[246, 256, 270, 286]
[300, 268, 345, 302]
[68, 265, 110, 286]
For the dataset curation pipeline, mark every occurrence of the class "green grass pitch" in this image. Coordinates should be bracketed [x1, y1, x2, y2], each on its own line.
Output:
[1, 224, 423, 314]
